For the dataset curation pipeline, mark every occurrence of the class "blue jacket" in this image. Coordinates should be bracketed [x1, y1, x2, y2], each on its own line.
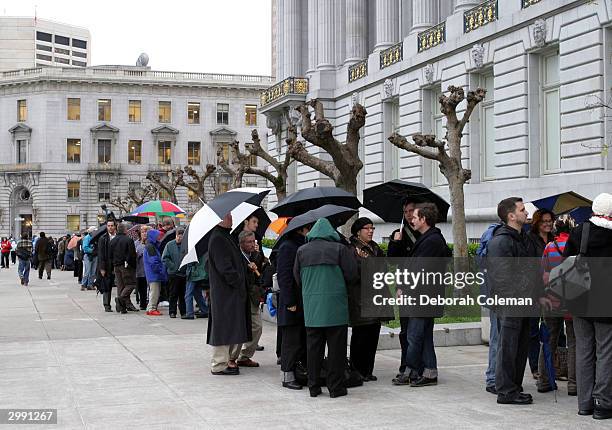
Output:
[82, 234, 94, 254]
[144, 230, 168, 283]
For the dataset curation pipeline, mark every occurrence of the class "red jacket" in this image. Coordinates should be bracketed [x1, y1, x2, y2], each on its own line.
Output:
[1, 240, 11, 254]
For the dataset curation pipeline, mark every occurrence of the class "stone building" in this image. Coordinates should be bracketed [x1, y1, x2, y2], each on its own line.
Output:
[0, 65, 273, 238]
[262, 0, 612, 241]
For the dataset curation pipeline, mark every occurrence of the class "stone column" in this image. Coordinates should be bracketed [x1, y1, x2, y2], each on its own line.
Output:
[282, 0, 302, 78]
[375, 0, 399, 51]
[410, 0, 436, 34]
[275, 0, 284, 79]
[307, 0, 318, 73]
[454, 0, 481, 13]
[317, 0, 335, 70]
[345, 0, 368, 64]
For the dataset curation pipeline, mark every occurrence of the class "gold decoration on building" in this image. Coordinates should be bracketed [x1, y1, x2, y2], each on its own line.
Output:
[380, 42, 403, 69]
[522, 0, 543, 8]
[464, 0, 497, 34]
[260, 77, 309, 107]
[417, 22, 446, 53]
[348, 60, 368, 83]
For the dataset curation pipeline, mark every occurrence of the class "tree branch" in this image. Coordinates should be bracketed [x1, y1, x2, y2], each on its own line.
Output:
[389, 133, 443, 161]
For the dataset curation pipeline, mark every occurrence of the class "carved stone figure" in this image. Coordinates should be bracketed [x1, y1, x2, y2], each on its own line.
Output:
[424, 64, 434, 85]
[471, 44, 485, 69]
[383, 79, 394, 99]
[533, 19, 546, 48]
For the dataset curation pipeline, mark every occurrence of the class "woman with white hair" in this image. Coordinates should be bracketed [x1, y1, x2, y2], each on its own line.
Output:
[563, 193, 612, 420]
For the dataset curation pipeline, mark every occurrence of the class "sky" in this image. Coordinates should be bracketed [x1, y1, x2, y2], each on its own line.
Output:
[2, 0, 272, 76]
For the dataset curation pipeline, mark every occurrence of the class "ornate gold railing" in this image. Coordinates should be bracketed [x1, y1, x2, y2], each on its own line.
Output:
[348, 60, 368, 83]
[522, 0, 542, 8]
[417, 22, 446, 53]
[380, 42, 403, 69]
[464, 0, 498, 34]
[260, 77, 309, 107]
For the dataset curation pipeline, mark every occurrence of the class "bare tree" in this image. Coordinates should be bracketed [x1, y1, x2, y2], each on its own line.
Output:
[389, 85, 486, 258]
[146, 169, 182, 203]
[176, 164, 217, 203]
[109, 183, 159, 214]
[217, 141, 251, 189]
[287, 99, 366, 195]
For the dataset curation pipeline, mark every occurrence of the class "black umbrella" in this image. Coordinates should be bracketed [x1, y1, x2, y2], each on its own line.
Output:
[122, 215, 150, 225]
[159, 228, 176, 251]
[363, 180, 449, 223]
[231, 207, 272, 241]
[275, 204, 358, 246]
[271, 187, 361, 217]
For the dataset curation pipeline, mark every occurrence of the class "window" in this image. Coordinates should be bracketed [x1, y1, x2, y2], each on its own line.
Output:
[431, 87, 447, 186]
[217, 103, 229, 124]
[245, 104, 257, 126]
[188, 141, 201, 165]
[67, 139, 81, 163]
[36, 44, 52, 52]
[128, 182, 141, 193]
[67, 215, 80, 232]
[72, 60, 86, 67]
[36, 31, 52, 42]
[219, 181, 230, 194]
[384, 100, 400, 181]
[17, 99, 27, 122]
[158, 141, 172, 164]
[98, 99, 111, 121]
[67, 181, 80, 201]
[35, 53, 52, 62]
[54, 47, 70, 55]
[98, 139, 112, 164]
[54, 34, 70, 45]
[542, 51, 561, 172]
[54, 57, 70, 65]
[72, 38, 87, 49]
[188, 102, 200, 124]
[67, 98, 80, 120]
[128, 140, 142, 164]
[245, 143, 257, 167]
[128, 100, 141, 122]
[218, 143, 230, 163]
[481, 73, 496, 180]
[98, 182, 111, 202]
[72, 51, 87, 58]
[158, 101, 171, 123]
[16, 140, 27, 164]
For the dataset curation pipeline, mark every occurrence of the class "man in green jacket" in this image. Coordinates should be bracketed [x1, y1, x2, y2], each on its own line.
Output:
[161, 227, 187, 318]
[293, 218, 358, 398]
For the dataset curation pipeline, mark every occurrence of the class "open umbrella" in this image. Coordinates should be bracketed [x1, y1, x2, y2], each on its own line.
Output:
[530, 191, 591, 216]
[539, 320, 558, 402]
[269, 217, 290, 235]
[363, 180, 449, 223]
[159, 228, 177, 251]
[271, 187, 361, 217]
[231, 207, 271, 240]
[131, 200, 186, 217]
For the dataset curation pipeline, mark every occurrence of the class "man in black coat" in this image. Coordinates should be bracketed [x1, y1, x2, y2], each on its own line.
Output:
[109, 223, 138, 314]
[207, 212, 251, 376]
[487, 197, 551, 405]
[277, 226, 311, 390]
[97, 219, 117, 312]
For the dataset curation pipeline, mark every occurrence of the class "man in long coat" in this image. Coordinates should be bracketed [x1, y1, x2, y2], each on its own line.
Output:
[207, 212, 251, 375]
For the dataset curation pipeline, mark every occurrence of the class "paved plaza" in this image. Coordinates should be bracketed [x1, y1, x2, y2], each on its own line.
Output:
[0, 269, 606, 429]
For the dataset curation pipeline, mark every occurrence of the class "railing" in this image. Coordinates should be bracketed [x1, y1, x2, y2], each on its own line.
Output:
[260, 77, 309, 107]
[522, 0, 542, 8]
[380, 42, 403, 70]
[417, 22, 446, 53]
[464, 0, 498, 34]
[348, 60, 368, 83]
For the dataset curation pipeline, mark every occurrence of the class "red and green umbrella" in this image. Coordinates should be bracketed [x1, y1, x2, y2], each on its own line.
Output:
[131, 200, 186, 217]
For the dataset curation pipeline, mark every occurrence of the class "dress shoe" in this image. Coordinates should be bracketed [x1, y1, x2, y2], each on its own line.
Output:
[195, 312, 208, 318]
[256, 345, 264, 351]
[594, 408, 612, 420]
[211, 367, 240, 376]
[364, 375, 377, 382]
[497, 394, 533, 405]
[236, 358, 259, 367]
[486, 386, 497, 395]
[181, 315, 195, 320]
[392, 374, 413, 386]
[410, 376, 437, 387]
[120, 309, 128, 314]
[578, 409, 594, 416]
[568, 390, 577, 397]
[309, 386, 322, 397]
[329, 388, 348, 398]
[47, 275, 51, 280]
[282, 380, 302, 390]
[169, 313, 176, 318]
[104, 307, 113, 312]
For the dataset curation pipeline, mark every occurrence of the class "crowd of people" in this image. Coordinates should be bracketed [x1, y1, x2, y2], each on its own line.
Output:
[8, 193, 612, 419]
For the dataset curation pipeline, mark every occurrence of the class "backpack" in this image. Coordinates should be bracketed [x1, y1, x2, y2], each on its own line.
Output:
[476, 223, 503, 300]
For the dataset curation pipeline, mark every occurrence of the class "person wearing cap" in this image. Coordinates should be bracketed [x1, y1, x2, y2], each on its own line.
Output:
[347, 217, 385, 382]
[563, 193, 612, 420]
[81, 226, 97, 291]
[161, 227, 187, 318]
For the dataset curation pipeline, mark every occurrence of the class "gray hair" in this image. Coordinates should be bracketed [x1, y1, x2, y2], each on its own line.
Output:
[117, 223, 129, 234]
[238, 230, 255, 243]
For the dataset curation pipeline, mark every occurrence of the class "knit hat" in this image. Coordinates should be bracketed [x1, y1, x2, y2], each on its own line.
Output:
[591, 193, 612, 217]
[351, 217, 373, 236]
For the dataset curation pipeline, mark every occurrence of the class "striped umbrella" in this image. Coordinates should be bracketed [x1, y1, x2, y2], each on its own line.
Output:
[130, 200, 186, 217]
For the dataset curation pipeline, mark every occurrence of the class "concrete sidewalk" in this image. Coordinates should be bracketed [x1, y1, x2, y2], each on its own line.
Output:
[0, 268, 605, 429]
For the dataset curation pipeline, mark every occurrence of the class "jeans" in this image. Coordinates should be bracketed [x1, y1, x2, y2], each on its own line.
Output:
[185, 281, 208, 317]
[17, 258, 30, 285]
[405, 317, 437, 379]
[485, 310, 499, 388]
[82, 255, 97, 288]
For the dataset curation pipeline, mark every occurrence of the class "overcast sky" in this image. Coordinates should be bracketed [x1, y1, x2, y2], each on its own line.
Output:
[3, 0, 272, 76]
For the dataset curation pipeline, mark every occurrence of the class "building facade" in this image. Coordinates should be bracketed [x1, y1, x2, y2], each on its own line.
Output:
[262, 0, 612, 241]
[0, 17, 91, 71]
[0, 66, 273, 238]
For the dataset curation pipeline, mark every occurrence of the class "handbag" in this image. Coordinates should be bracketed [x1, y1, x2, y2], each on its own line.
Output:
[547, 223, 591, 301]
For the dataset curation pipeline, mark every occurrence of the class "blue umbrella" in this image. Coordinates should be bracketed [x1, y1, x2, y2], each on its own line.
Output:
[530, 191, 591, 218]
[539, 320, 558, 402]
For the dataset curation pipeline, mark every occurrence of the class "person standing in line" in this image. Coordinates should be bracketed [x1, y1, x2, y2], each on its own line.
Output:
[109, 223, 138, 314]
[57, 235, 66, 271]
[15, 233, 33, 286]
[1, 237, 12, 268]
[144, 229, 167, 316]
[184, 253, 209, 319]
[10, 236, 17, 266]
[97, 220, 118, 312]
[134, 225, 150, 310]
[162, 227, 187, 318]
[34, 232, 52, 280]
[81, 227, 97, 291]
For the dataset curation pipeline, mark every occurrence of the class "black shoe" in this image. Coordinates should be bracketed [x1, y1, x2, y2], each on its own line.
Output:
[329, 388, 348, 398]
[486, 386, 497, 395]
[578, 409, 594, 416]
[120, 309, 128, 314]
[364, 374, 377, 382]
[256, 345, 264, 351]
[537, 386, 554, 393]
[47, 275, 50, 280]
[38, 276, 42, 279]
[211, 367, 239, 376]
[169, 313, 176, 319]
[140, 307, 147, 311]
[126, 305, 138, 312]
[497, 394, 533, 405]
[410, 376, 437, 387]
[594, 408, 612, 420]
[114, 298, 123, 313]
[105, 308, 113, 312]
[568, 390, 577, 397]
[309, 386, 322, 397]
[282, 380, 303, 390]
[276, 358, 282, 365]
[392, 374, 413, 386]
[181, 315, 194, 320]
[195, 312, 208, 318]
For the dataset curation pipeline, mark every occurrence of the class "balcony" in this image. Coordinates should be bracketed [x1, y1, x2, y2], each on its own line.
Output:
[417, 22, 446, 53]
[87, 163, 121, 173]
[464, 0, 498, 34]
[380, 42, 403, 70]
[259, 77, 309, 113]
[348, 60, 368, 83]
[0, 163, 41, 173]
[522, 0, 543, 8]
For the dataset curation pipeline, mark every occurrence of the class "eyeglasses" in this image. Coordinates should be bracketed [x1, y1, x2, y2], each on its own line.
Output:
[361, 226, 375, 231]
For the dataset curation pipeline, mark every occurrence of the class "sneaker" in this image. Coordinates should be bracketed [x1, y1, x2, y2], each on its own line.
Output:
[392, 374, 413, 386]
[146, 310, 162, 316]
